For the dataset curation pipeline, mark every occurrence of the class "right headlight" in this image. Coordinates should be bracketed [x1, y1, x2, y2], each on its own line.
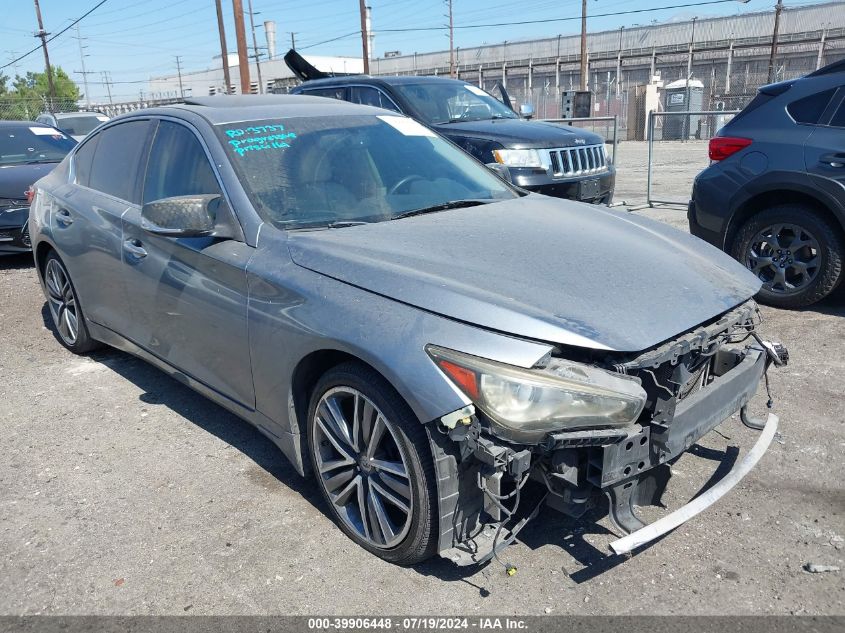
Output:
[492, 148, 544, 168]
[427, 345, 647, 443]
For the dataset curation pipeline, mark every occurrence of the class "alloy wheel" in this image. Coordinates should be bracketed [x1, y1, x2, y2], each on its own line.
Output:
[312, 387, 414, 549]
[45, 258, 79, 346]
[745, 222, 820, 295]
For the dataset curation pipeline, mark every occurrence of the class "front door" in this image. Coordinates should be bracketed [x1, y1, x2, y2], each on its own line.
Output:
[121, 119, 255, 409]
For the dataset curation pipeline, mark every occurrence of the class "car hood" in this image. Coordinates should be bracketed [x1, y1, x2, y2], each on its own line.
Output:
[431, 118, 603, 149]
[0, 163, 58, 200]
[287, 195, 761, 353]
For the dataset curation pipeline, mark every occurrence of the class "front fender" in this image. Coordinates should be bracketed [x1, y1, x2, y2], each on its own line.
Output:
[246, 232, 554, 438]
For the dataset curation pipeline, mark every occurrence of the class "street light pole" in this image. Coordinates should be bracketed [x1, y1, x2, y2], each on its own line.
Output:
[247, 0, 264, 94]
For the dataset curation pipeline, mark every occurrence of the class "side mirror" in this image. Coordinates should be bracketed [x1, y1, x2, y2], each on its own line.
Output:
[485, 162, 513, 184]
[141, 194, 221, 237]
[519, 103, 535, 119]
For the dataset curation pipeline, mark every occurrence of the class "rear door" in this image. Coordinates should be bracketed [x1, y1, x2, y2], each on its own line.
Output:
[53, 119, 153, 333]
[803, 87, 845, 200]
[120, 119, 255, 408]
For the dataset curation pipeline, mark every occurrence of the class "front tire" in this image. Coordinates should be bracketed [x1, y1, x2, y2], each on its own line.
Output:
[306, 362, 438, 565]
[43, 251, 101, 354]
[731, 205, 844, 308]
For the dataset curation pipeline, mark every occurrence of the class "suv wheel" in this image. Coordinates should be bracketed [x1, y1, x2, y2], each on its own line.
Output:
[307, 362, 438, 565]
[732, 205, 844, 308]
[43, 252, 101, 353]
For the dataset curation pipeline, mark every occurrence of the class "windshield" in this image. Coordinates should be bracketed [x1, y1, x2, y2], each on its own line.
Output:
[391, 82, 518, 124]
[0, 125, 76, 166]
[56, 114, 108, 136]
[217, 115, 519, 229]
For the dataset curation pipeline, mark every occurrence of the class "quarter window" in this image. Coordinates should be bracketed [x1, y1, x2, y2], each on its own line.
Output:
[787, 89, 837, 124]
[348, 86, 400, 112]
[73, 136, 99, 188]
[302, 87, 346, 100]
[143, 120, 221, 203]
[88, 120, 152, 203]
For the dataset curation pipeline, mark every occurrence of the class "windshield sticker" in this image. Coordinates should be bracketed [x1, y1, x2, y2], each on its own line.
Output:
[465, 85, 487, 96]
[224, 124, 297, 156]
[377, 116, 436, 137]
[29, 127, 65, 137]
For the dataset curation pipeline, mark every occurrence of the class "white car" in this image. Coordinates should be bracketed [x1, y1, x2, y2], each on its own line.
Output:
[35, 111, 110, 142]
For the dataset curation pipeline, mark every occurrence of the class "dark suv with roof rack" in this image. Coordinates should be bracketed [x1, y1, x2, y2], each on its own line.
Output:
[689, 58, 845, 308]
[285, 50, 615, 204]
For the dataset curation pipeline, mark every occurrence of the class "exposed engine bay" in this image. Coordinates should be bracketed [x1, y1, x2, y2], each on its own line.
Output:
[427, 300, 788, 566]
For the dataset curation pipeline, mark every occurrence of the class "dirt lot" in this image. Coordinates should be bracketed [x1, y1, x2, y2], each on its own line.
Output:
[1, 142, 843, 615]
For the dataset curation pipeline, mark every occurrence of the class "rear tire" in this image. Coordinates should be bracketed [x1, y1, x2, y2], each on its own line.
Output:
[306, 361, 438, 565]
[43, 251, 101, 354]
[731, 205, 844, 308]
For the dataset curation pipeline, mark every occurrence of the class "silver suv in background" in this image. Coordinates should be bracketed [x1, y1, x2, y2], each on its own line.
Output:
[36, 111, 110, 142]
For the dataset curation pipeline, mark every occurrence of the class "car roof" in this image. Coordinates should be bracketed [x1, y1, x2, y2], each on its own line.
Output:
[297, 75, 471, 89]
[109, 94, 395, 125]
[0, 120, 56, 128]
[53, 111, 106, 117]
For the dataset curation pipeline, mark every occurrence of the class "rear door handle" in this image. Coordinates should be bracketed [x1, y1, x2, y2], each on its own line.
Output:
[123, 238, 147, 259]
[55, 208, 74, 226]
[820, 153, 845, 168]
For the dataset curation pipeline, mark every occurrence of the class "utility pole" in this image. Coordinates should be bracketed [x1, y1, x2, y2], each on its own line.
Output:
[616, 26, 623, 99]
[247, 0, 263, 93]
[767, 0, 784, 83]
[175, 55, 185, 98]
[447, 0, 455, 78]
[33, 0, 56, 112]
[214, 0, 232, 94]
[290, 32, 297, 50]
[358, 0, 369, 74]
[73, 25, 92, 108]
[366, 6, 374, 65]
[232, 0, 251, 94]
[579, 0, 587, 91]
[684, 16, 697, 139]
[100, 71, 113, 104]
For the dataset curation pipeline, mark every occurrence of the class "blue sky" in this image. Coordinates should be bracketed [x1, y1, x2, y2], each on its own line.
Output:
[2, 0, 804, 101]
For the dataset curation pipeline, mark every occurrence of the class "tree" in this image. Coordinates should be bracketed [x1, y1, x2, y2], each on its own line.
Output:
[0, 67, 81, 120]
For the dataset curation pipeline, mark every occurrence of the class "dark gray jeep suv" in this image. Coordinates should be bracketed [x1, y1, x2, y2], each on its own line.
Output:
[689, 58, 845, 308]
[286, 51, 615, 204]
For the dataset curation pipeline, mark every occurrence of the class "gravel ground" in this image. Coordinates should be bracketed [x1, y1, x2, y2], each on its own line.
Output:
[0, 142, 843, 615]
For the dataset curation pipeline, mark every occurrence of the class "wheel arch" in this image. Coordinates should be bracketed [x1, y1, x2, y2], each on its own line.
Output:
[726, 188, 845, 251]
[287, 347, 430, 476]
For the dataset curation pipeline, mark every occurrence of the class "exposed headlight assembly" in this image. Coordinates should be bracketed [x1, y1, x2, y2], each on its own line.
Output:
[492, 148, 544, 168]
[427, 346, 647, 443]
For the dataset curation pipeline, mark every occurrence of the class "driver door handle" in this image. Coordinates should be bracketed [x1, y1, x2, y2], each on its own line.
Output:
[123, 238, 147, 259]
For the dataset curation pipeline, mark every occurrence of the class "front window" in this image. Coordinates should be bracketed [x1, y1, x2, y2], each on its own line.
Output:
[216, 115, 519, 229]
[0, 125, 76, 166]
[56, 114, 109, 136]
[391, 82, 518, 124]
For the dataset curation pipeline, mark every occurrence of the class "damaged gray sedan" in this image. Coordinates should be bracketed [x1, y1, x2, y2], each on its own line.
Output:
[29, 95, 788, 566]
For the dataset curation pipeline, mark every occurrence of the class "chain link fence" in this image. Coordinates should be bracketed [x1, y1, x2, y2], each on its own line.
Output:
[0, 98, 86, 121]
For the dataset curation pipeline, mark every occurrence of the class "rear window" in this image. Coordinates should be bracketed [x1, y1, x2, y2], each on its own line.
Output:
[56, 114, 108, 136]
[0, 125, 76, 166]
[787, 89, 837, 124]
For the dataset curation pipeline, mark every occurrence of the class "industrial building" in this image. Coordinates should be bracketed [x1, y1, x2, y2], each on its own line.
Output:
[103, 1, 844, 125]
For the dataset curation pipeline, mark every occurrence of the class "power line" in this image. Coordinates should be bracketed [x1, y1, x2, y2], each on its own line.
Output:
[1, 0, 110, 71]
[375, 0, 756, 33]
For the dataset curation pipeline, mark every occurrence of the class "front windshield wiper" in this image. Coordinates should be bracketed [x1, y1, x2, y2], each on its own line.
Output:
[287, 220, 370, 231]
[24, 158, 61, 164]
[392, 199, 492, 220]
